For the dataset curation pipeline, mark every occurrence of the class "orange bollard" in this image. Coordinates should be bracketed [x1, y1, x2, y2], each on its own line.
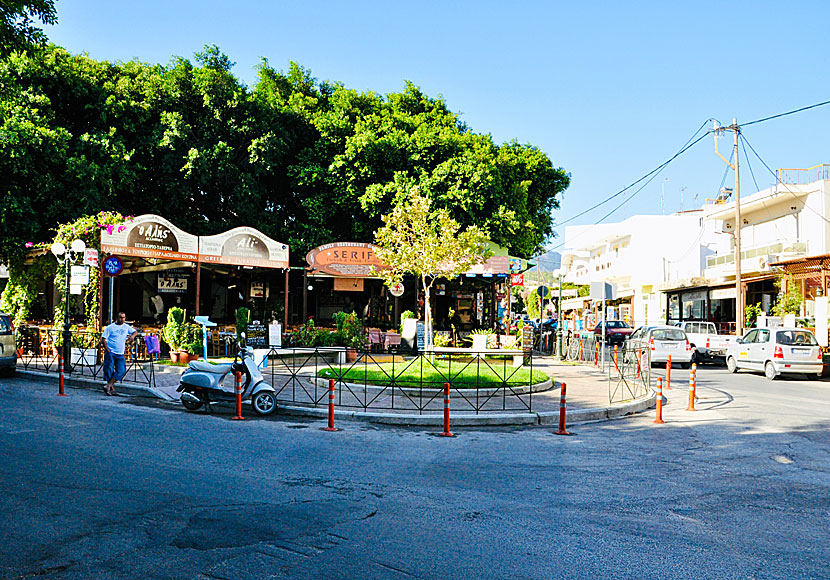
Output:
[440, 382, 454, 437]
[323, 378, 338, 431]
[636, 347, 642, 379]
[686, 363, 697, 411]
[58, 353, 66, 396]
[555, 382, 570, 435]
[613, 345, 619, 372]
[654, 377, 665, 424]
[665, 355, 672, 389]
[232, 371, 244, 420]
[579, 339, 584, 361]
[594, 342, 599, 366]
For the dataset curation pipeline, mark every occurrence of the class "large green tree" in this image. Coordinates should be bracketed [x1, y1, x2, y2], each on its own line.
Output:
[0, 0, 56, 57]
[0, 46, 569, 266]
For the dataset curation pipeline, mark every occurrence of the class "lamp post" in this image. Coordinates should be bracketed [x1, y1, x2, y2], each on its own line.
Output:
[51, 239, 86, 373]
[553, 269, 563, 360]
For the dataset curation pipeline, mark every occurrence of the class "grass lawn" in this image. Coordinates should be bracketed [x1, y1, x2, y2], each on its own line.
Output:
[318, 359, 549, 388]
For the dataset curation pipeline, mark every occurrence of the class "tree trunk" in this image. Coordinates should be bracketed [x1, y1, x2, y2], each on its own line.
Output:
[423, 276, 433, 351]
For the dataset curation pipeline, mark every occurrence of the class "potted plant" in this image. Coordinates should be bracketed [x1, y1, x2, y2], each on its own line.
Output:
[161, 307, 202, 363]
[333, 311, 364, 362]
[70, 325, 100, 366]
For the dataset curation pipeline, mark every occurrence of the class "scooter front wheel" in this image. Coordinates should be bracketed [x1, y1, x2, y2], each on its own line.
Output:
[252, 391, 277, 416]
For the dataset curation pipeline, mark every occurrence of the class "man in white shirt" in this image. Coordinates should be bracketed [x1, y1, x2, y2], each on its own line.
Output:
[100, 312, 137, 395]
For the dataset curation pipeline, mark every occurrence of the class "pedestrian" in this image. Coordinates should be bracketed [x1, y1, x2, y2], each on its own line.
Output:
[100, 311, 137, 396]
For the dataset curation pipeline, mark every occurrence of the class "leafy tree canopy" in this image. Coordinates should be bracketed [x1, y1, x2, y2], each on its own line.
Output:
[0, 45, 570, 267]
[0, 0, 57, 57]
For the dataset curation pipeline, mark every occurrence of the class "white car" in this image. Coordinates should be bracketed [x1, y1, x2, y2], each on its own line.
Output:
[0, 312, 16, 377]
[627, 325, 693, 368]
[725, 327, 823, 380]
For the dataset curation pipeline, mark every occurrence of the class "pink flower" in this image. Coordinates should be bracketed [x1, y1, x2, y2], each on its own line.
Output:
[25, 242, 33, 248]
[106, 225, 114, 235]
[118, 225, 126, 233]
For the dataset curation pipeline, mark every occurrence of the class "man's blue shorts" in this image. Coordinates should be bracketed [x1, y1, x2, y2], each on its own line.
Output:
[103, 352, 126, 382]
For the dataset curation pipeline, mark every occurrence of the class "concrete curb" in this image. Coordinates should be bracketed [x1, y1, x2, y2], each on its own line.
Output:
[15, 369, 655, 427]
[276, 391, 656, 427]
[16, 370, 175, 401]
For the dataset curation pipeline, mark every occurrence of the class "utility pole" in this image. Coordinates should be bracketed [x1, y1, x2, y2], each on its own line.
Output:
[714, 118, 742, 337]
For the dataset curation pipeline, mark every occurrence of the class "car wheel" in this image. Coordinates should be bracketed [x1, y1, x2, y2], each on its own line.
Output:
[680, 362, 691, 369]
[764, 361, 777, 380]
[726, 356, 738, 373]
[690, 351, 699, 365]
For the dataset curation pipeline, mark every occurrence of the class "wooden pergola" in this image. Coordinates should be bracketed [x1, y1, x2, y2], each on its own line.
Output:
[770, 254, 830, 297]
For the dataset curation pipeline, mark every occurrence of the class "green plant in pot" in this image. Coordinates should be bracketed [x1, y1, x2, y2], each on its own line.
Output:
[162, 307, 202, 362]
[333, 311, 364, 349]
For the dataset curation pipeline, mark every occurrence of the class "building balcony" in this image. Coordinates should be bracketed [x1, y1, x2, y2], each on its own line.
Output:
[704, 239, 808, 277]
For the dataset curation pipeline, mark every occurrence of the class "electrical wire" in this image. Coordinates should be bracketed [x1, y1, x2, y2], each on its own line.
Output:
[742, 99, 830, 127]
[740, 133, 830, 226]
[549, 130, 711, 251]
[551, 120, 713, 229]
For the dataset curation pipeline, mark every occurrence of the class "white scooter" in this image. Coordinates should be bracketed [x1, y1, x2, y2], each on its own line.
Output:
[176, 334, 277, 416]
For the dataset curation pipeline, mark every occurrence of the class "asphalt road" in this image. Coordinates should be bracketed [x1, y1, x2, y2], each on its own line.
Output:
[0, 369, 827, 580]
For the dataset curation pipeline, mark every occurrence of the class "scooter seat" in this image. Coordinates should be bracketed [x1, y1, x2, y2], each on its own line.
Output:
[188, 361, 234, 374]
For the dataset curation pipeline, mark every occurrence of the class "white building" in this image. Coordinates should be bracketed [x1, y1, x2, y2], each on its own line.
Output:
[560, 212, 719, 328]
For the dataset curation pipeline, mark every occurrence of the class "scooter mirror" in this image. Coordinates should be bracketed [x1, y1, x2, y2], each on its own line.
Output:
[240, 332, 246, 340]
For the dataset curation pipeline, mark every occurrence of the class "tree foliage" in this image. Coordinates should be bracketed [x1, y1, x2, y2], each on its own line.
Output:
[0, 0, 56, 57]
[373, 186, 490, 348]
[0, 45, 569, 267]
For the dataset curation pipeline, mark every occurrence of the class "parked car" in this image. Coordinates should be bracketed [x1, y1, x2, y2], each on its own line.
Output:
[627, 325, 693, 368]
[674, 321, 736, 364]
[725, 327, 823, 380]
[0, 312, 17, 377]
[593, 320, 634, 345]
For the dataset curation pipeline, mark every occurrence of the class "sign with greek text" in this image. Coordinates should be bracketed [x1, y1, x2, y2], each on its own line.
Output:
[306, 242, 386, 277]
[101, 214, 198, 261]
[199, 227, 289, 269]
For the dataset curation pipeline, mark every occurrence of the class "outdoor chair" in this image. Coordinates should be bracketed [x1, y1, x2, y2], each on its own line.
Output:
[384, 332, 401, 353]
[367, 328, 382, 352]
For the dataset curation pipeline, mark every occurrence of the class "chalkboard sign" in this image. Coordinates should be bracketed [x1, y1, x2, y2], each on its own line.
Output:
[245, 322, 268, 348]
[416, 321, 426, 351]
[522, 325, 534, 353]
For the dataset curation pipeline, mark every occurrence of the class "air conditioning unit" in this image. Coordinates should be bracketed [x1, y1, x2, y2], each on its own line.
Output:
[757, 256, 769, 271]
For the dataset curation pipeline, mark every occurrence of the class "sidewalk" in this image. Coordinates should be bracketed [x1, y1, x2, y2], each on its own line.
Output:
[17, 354, 655, 427]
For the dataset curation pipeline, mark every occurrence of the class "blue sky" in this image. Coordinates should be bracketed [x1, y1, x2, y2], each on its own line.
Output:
[45, 1, 830, 259]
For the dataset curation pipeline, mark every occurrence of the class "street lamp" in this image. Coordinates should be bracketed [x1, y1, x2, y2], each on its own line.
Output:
[51, 239, 86, 372]
[553, 269, 563, 359]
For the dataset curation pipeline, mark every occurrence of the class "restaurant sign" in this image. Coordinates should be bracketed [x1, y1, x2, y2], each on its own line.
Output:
[101, 214, 198, 261]
[306, 242, 386, 277]
[199, 227, 289, 269]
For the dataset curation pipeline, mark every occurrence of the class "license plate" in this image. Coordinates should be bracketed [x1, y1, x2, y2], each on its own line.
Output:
[661, 342, 678, 349]
[791, 349, 812, 358]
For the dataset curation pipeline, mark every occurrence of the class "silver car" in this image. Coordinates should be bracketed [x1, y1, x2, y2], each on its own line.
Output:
[627, 325, 693, 368]
[0, 312, 16, 377]
[725, 327, 823, 380]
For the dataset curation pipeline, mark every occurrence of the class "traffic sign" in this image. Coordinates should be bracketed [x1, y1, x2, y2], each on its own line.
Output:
[103, 256, 123, 276]
[536, 286, 550, 298]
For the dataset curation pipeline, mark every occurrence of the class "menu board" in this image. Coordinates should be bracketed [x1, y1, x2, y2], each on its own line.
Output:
[522, 325, 534, 353]
[416, 321, 426, 352]
[245, 322, 268, 348]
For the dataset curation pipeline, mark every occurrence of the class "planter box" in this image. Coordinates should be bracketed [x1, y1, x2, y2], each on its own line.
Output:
[71, 347, 97, 366]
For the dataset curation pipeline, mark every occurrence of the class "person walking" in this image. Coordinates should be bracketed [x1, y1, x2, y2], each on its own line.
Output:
[100, 312, 137, 395]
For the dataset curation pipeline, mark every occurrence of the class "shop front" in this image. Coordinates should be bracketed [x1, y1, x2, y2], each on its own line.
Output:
[100, 215, 290, 329]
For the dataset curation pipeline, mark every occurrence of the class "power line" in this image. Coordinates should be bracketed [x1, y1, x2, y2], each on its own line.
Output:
[740, 133, 830, 227]
[549, 130, 711, 251]
[551, 120, 713, 229]
[742, 98, 830, 127]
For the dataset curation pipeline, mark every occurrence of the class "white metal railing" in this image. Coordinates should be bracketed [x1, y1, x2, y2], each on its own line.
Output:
[705, 240, 807, 269]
